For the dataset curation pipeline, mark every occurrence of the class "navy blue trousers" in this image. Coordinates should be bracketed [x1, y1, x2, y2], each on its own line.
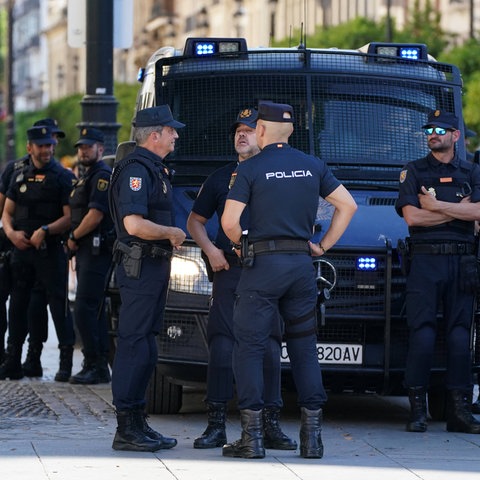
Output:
[74, 245, 112, 359]
[111, 256, 170, 411]
[206, 263, 283, 407]
[405, 254, 475, 390]
[233, 253, 327, 411]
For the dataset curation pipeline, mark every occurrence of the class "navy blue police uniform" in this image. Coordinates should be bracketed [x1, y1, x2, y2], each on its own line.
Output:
[3, 127, 75, 381]
[0, 155, 51, 377]
[192, 161, 284, 406]
[229, 141, 339, 412]
[69, 128, 114, 384]
[396, 109, 480, 434]
[109, 148, 175, 411]
[223, 101, 344, 459]
[108, 105, 183, 452]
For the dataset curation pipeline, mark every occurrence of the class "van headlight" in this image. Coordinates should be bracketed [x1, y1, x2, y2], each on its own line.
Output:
[169, 245, 212, 295]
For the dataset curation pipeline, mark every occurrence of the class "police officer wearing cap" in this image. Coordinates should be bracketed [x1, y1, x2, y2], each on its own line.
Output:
[221, 101, 357, 459]
[68, 128, 113, 385]
[187, 108, 296, 451]
[109, 105, 186, 452]
[0, 117, 66, 376]
[0, 126, 75, 381]
[22, 117, 67, 377]
[396, 109, 480, 434]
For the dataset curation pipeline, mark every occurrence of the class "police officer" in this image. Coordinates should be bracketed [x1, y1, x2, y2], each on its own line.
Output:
[0, 126, 75, 381]
[109, 105, 186, 452]
[396, 109, 480, 434]
[22, 118, 67, 377]
[187, 108, 296, 450]
[221, 101, 357, 459]
[68, 128, 113, 384]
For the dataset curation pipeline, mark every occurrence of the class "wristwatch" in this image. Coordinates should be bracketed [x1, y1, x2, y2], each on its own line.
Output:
[41, 225, 49, 236]
[68, 230, 77, 242]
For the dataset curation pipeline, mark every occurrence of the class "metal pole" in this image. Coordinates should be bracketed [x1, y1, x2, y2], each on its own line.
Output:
[5, 0, 15, 161]
[77, 0, 120, 156]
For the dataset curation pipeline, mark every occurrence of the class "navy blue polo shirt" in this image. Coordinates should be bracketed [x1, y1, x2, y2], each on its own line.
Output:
[396, 153, 480, 242]
[192, 161, 249, 253]
[110, 146, 173, 246]
[227, 143, 340, 242]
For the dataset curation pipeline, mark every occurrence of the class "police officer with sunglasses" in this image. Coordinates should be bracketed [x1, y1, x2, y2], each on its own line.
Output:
[396, 109, 480, 434]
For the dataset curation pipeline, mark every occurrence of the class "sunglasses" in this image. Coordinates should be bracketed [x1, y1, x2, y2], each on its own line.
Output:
[424, 127, 454, 136]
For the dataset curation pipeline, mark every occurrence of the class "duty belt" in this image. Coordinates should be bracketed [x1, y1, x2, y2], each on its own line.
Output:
[410, 242, 474, 255]
[130, 242, 173, 259]
[252, 239, 310, 255]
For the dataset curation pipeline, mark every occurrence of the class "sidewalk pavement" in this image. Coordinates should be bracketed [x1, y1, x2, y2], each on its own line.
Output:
[1, 318, 480, 480]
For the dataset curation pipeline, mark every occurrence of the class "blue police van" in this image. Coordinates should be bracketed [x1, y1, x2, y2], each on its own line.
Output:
[108, 37, 480, 415]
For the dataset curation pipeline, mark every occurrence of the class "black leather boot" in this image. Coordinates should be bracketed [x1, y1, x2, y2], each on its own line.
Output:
[406, 387, 427, 432]
[69, 357, 99, 384]
[0, 342, 5, 364]
[446, 389, 480, 434]
[299, 407, 324, 459]
[472, 396, 480, 415]
[0, 343, 24, 380]
[22, 342, 43, 377]
[136, 408, 177, 449]
[96, 354, 111, 383]
[263, 406, 297, 450]
[194, 402, 227, 449]
[54, 345, 73, 382]
[222, 409, 265, 459]
[112, 410, 165, 451]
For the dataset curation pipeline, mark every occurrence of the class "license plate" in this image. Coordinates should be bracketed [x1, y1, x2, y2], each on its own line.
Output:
[281, 343, 363, 365]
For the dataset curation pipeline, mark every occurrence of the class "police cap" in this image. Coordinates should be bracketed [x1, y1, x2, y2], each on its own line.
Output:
[27, 126, 57, 145]
[74, 127, 105, 147]
[33, 118, 65, 138]
[422, 110, 459, 130]
[258, 101, 295, 123]
[134, 105, 185, 129]
[231, 108, 258, 133]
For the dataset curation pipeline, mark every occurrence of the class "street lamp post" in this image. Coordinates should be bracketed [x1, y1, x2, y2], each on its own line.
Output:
[77, 0, 120, 156]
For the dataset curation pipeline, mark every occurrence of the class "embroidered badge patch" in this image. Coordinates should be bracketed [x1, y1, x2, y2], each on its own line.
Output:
[399, 170, 407, 183]
[97, 178, 109, 191]
[129, 177, 142, 191]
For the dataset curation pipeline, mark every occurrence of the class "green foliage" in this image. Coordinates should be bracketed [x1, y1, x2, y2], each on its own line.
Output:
[273, 17, 388, 49]
[4, 82, 139, 162]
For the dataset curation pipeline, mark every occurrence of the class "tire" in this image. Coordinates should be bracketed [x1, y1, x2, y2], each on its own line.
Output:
[146, 366, 183, 414]
[428, 386, 446, 421]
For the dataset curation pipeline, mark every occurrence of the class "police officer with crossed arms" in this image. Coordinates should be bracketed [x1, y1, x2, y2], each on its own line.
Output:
[396, 109, 480, 434]
[222, 101, 357, 459]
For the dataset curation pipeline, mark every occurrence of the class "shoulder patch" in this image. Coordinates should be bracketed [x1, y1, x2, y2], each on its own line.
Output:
[97, 178, 109, 191]
[399, 170, 407, 183]
[228, 172, 237, 190]
[129, 177, 142, 191]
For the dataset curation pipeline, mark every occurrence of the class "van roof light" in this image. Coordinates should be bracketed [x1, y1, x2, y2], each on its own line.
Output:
[184, 37, 248, 57]
[364, 42, 428, 62]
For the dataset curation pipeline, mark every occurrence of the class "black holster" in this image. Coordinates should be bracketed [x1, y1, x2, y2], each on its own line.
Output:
[113, 240, 143, 279]
[241, 234, 254, 268]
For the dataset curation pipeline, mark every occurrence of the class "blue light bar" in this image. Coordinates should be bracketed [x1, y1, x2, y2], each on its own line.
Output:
[356, 257, 377, 271]
[366, 43, 428, 62]
[184, 37, 248, 57]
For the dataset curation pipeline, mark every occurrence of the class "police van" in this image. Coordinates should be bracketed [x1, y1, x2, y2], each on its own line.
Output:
[108, 37, 480, 415]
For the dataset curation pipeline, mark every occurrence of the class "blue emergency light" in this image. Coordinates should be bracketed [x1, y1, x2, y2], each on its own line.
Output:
[356, 257, 377, 271]
[184, 37, 248, 57]
[366, 43, 428, 62]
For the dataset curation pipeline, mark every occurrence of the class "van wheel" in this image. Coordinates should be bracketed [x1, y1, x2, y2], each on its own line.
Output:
[428, 386, 446, 421]
[146, 366, 183, 414]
